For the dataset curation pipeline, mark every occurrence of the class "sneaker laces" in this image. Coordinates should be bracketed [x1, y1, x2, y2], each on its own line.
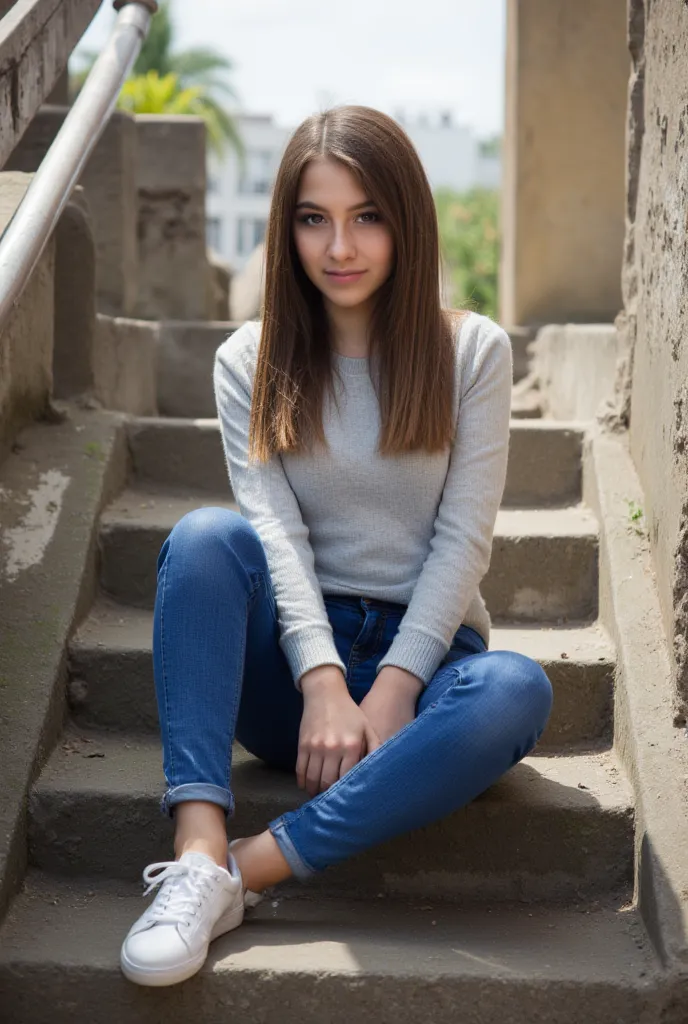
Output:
[141, 860, 222, 927]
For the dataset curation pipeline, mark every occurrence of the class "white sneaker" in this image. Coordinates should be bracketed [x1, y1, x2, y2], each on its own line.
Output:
[120, 850, 244, 987]
[228, 839, 265, 908]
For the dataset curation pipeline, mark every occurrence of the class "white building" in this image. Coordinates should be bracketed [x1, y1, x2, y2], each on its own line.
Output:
[396, 109, 501, 193]
[207, 109, 500, 273]
[206, 113, 290, 272]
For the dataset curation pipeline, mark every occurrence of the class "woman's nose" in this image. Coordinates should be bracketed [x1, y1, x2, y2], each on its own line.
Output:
[327, 225, 356, 261]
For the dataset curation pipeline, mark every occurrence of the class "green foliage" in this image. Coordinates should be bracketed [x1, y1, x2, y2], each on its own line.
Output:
[116, 71, 242, 157]
[625, 499, 647, 537]
[434, 187, 499, 318]
[71, 0, 243, 160]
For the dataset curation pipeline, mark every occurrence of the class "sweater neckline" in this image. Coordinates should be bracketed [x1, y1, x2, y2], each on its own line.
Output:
[332, 351, 371, 376]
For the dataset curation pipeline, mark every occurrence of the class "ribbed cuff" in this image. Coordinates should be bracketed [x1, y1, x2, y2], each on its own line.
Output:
[279, 626, 347, 691]
[376, 627, 448, 686]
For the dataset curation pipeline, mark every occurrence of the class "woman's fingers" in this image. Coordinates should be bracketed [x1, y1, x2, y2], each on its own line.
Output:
[338, 737, 364, 780]
[364, 722, 382, 755]
[296, 745, 310, 790]
[304, 752, 324, 797]
[319, 751, 343, 793]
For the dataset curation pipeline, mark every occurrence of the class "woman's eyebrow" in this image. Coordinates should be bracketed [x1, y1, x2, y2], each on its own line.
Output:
[295, 200, 376, 212]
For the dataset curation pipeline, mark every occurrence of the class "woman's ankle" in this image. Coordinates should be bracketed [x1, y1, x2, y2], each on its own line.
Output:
[230, 831, 292, 891]
[173, 801, 229, 869]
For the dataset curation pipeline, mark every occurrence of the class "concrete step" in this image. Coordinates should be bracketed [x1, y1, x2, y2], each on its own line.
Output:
[98, 489, 600, 621]
[511, 399, 543, 419]
[0, 872, 657, 1024]
[28, 727, 633, 902]
[67, 600, 614, 751]
[126, 416, 583, 508]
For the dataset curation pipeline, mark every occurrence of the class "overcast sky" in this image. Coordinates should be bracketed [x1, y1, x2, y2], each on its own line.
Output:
[75, 0, 505, 137]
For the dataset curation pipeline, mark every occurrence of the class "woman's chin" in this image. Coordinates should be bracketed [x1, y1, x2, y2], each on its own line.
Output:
[322, 287, 378, 310]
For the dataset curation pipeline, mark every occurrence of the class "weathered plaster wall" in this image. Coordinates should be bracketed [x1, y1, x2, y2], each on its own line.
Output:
[622, 0, 688, 718]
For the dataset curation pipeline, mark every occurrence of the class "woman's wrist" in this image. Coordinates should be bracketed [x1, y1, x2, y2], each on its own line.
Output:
[300, 665, 348, 700]
[374, 665, 424, 700]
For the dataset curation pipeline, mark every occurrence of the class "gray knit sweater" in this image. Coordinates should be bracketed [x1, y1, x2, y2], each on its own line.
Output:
[213, 312, 513, 689]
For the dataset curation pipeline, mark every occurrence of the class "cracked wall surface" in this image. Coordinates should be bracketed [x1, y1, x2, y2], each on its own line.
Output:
[623, 0, 688, 719]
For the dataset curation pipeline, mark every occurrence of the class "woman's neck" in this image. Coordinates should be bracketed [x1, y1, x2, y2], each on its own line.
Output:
[324, 297, 373, 358]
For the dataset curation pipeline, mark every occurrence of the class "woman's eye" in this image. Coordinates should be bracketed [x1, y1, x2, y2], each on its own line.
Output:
[297, 212, 380, 226]
[298, 213, 324, 226]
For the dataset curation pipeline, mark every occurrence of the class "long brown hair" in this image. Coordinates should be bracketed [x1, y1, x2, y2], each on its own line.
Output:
[248, 104, 464, 463]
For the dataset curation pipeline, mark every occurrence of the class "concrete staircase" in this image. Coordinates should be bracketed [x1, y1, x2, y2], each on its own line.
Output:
[0, 409, 662, 1020]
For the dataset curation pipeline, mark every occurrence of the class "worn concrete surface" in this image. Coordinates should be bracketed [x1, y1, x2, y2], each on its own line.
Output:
[0, 0, 101, 168]
[125, 416, 584, 508]
[532, 325, 629, 422]
[620, 0, 688, 714]
[157, 321, 239, 417]
[500, 0, 628, 327]
[506, 325, 537, 383]
[28, 727, 634, 902]
[67, 600, 613, 751]
[0, 172, 54, 459]
[93, 315, 159, 416]
[134, 116, 211, 321]
[96, 488, 600, 621]
[0, 404, 128, 922]
[53, 188, 97, 399]
[7, 106, 139, 316]
[583, 426, 688, 969]
[207, 248, 231, 320]
[0, 872, 660, 1024]
[229, 239, 264, 321]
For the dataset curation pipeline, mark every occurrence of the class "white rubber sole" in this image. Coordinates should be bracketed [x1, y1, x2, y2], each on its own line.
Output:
[120, 901, 244, 987]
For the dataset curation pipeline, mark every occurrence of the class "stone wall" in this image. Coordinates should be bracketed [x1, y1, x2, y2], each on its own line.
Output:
[0, 0, 101, 168]
[621, 0, 688, 718]
[134, 115, 211, 321]
[7, 107, 139, 316]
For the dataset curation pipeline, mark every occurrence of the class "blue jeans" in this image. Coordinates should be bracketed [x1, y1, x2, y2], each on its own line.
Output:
[154, 507, 553, 880]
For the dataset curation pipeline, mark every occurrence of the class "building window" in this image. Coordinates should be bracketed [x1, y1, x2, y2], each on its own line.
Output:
[207, 217, 222, 250]
[238, 150, 273, 195]
[236, 217, 267, 256]
[207, 175, 221, 196]
[253, 218, 267, 247]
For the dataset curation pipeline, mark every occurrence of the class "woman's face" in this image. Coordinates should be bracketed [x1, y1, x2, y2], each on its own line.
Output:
[292, 157, 395, 312]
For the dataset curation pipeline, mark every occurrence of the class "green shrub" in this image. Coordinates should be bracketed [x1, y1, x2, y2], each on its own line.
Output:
[434, 187, 499, 318]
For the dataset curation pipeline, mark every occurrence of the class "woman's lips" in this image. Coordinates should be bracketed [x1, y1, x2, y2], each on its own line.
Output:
[325, 270, 367, 283]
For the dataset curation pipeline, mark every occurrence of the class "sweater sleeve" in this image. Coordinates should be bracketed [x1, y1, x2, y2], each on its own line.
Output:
[375, 316, 513, 684]
[212, 323, 347, 689]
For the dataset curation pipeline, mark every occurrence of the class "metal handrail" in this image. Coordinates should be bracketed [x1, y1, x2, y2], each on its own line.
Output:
[0, 0, 158, 331]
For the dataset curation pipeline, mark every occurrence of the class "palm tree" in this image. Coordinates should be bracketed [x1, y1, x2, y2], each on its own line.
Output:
[71, 0, 244, 160]
[116, 70, 241, 158]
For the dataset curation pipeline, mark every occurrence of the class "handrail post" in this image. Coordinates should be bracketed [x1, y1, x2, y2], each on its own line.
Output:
[0, 1, 156, 331]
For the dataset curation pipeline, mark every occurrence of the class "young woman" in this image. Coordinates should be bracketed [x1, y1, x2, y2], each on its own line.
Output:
[120, 104, 553, 987]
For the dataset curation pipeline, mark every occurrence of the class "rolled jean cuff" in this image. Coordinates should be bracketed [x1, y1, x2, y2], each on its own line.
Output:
[160, 782, 234, 820]
[268, 815, 317, 880]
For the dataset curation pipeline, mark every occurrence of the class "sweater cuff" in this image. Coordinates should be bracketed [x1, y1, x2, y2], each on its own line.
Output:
[279, 627, 347, 691]
[376, 628, 449, 686]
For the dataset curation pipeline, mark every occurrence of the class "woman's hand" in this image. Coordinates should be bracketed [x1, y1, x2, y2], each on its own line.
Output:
[298, 667, 381, 797]
[358, 666, 423, 744]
